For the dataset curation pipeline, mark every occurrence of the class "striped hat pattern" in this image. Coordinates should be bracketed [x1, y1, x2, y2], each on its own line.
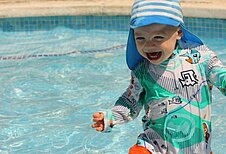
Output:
[126, 0, 203, 70]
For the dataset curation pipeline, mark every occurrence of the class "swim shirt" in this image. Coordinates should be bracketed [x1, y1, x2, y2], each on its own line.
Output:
[105, 45, 226, 154]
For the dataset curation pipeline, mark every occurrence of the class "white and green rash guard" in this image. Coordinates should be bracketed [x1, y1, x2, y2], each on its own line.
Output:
[103, 45, 226, 153]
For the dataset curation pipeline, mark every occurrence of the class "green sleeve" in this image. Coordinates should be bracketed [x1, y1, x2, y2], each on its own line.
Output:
[111, 71, 145, 124]
[207, 51, 226, 95]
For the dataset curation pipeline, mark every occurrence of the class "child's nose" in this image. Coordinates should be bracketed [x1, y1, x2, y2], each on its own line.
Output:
[144, 39, 157, 48]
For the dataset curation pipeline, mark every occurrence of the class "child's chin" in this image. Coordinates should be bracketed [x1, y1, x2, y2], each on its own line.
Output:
[146, 58, 163, 65]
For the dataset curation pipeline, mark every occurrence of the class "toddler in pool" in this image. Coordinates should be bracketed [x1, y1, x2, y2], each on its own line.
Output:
[92, 0, 224, 153]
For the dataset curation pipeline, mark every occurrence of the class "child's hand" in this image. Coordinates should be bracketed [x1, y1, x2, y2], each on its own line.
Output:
[91, 112, 104, 131]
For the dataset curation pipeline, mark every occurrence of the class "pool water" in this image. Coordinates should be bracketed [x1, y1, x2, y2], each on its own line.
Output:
[0, 26, 226, 154]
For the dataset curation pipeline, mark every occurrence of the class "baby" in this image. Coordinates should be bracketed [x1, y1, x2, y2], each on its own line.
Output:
[92, 0, 224, 153]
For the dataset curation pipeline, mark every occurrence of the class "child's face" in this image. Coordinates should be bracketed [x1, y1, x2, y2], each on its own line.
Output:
[134, 24, 182, 65]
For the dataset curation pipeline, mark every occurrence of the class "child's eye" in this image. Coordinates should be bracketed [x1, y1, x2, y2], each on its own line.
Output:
[154, 36, 164, 40]
[135, 37, 145, 41]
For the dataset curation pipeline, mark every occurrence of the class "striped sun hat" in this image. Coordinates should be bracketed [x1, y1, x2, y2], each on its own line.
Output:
[126, 0, 204, 70]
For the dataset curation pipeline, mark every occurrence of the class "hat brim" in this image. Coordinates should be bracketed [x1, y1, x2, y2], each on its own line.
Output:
[126, 16, 203, 70]
[126, 28, 144, 70]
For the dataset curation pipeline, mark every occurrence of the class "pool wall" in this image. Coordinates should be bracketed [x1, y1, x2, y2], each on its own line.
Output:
[0, 0, 225, 41]
[0, 0, 225, 39]
[0, 16, 225, 40]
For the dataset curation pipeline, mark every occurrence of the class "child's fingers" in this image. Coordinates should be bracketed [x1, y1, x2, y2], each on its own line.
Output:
[91, 124, 104, 131]
[91, 121, 104, 131]
[91, 123, 97, 128]
[95, 124, 104, 131]
[93, 112, 104, 118]
[92, 112, 104, 121]
[92, 112, 104, 131]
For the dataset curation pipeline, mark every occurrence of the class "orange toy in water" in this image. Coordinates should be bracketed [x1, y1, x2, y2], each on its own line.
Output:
[129, 144, 152, 154]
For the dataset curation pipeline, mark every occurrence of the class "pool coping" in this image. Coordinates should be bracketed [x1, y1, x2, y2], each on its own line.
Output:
[0, 0, 225, 19]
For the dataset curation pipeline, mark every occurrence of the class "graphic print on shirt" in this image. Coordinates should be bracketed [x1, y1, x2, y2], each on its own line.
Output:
[182, 49, 201, 64]
[179, 70, 198, 88]
[148, 64, 202, 102]
[203, 122, 210, 146]
[122, 72, 143, 114]
[165, 113, 196, 143]
[159, 97, 183, 115]
[168, 96, 182, 105]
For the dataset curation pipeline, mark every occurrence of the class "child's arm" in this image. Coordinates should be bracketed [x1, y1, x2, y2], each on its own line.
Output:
[92, 71, 144, 132]
[111, 71, 144, 124]
[207, 49, 226, 95]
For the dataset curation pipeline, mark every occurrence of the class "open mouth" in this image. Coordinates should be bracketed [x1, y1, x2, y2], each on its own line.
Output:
[146, 52, 162, 61]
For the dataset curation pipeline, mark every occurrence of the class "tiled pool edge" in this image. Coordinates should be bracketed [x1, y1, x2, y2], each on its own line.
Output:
[0, 16, 225, 40]
[0, 1, 226, 19]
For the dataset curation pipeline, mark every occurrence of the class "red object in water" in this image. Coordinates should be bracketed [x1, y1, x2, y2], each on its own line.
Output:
[129, 144, 152, 154]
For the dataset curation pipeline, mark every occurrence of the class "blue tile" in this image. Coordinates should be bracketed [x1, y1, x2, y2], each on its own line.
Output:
[0, 16, 225, 39]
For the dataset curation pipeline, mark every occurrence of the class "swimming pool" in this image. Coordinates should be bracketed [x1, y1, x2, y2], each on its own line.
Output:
[0, 16, 225, 154]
